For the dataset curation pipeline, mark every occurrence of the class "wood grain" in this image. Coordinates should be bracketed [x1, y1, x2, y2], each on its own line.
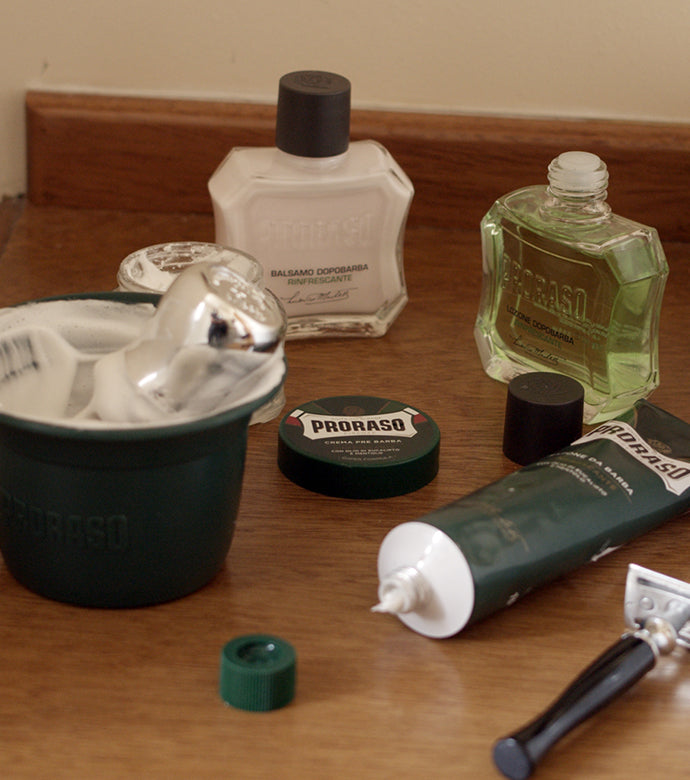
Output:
[26, 91, 690, 240]
[0, 195, 25, 255]
[6, 87, 690, 779]
[0, 202, 689, 778]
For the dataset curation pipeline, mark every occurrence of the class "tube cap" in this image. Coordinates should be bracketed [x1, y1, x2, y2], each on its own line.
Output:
[278, 395, 440, 499]
[275, 71, 351, 157]
[503, 372, 584, 466]
[219, 634, 296, 712]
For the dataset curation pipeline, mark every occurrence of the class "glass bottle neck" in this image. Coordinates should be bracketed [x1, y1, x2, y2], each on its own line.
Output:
[541, 151, 612, 223]
[541, 186, 612, 223]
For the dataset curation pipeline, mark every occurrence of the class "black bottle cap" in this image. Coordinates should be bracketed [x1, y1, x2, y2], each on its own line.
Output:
[275, 71, 351, 158]
[503, 372, 584, 466]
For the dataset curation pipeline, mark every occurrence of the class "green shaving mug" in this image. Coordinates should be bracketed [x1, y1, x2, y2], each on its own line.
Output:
[0, 293, 285, 607]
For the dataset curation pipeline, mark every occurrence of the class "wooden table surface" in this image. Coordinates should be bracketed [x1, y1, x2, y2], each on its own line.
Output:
[1, 201, 690, 779]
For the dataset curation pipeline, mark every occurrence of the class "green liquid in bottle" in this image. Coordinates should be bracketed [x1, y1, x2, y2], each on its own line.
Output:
[475, 152, 668, 423]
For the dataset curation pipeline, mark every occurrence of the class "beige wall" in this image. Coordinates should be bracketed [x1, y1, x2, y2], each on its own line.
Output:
[3, 0, 689, 197]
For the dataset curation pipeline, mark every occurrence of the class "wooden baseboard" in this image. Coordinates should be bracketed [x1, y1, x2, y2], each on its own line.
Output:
[26, 90, 690, 240]
[0, 195, 25, 254]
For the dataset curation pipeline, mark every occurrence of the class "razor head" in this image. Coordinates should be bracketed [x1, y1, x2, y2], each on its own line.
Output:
[624, 564, 690, 650]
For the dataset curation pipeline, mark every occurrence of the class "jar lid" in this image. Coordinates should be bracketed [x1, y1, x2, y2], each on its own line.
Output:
[117, 242, 264, 294]
[219, 634, 296, 712]
[278, 395, 440, 499]
[502, 372, 584, 466]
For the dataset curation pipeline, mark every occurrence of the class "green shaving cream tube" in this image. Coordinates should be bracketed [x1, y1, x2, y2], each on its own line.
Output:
[374, 401, 690, 638]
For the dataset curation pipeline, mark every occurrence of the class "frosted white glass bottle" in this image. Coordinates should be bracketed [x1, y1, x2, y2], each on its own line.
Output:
[208, 71, 414, 340]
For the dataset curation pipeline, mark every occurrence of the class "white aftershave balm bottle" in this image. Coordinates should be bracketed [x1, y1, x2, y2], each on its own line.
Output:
[208, 71, 414, 339]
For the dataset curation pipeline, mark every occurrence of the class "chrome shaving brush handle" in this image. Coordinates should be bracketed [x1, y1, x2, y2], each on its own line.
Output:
[147, 261, 286, 353]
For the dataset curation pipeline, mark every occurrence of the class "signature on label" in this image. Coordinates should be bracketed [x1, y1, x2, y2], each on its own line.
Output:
[282, 288, 355, 306]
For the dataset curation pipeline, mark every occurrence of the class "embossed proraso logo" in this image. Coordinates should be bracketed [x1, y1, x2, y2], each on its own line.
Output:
[296, 72, 336, 90]
[501, 254, 588, 323]
[0, 487, 129, 552]
[259, 214, 374, 250]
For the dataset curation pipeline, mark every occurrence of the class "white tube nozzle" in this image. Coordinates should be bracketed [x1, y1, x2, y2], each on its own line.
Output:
[375, 521, 476, 638]
[372, 566, 429, 615]
[371, 589, 407, 615]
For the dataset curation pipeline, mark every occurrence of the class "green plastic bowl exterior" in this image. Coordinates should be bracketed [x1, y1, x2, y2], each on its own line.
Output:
[0, 292, 285, 608]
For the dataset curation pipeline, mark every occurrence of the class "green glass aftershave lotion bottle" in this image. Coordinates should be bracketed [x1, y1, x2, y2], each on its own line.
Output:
[475, 151, 668, 423]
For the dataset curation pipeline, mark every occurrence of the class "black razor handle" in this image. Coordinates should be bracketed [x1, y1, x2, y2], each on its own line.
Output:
[493, 634, 656, 780]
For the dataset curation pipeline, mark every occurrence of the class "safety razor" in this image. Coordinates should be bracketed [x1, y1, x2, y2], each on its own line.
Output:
[493, 563, 690, 779]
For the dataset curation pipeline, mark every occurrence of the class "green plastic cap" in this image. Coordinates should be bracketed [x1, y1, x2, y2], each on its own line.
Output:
[219, 634, 296, 711]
